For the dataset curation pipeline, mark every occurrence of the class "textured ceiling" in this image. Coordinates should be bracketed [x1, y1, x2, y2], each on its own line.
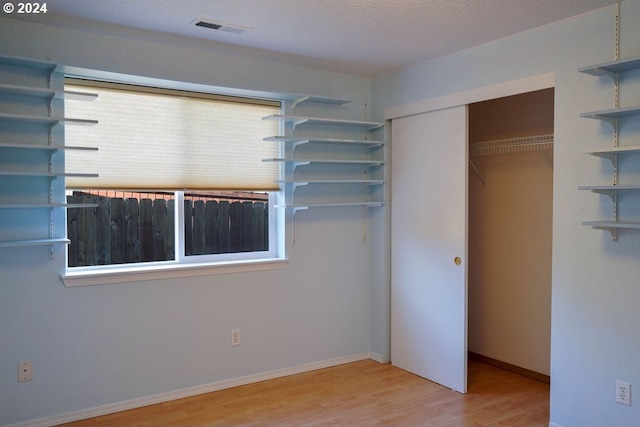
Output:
[7, 0, 619, 77]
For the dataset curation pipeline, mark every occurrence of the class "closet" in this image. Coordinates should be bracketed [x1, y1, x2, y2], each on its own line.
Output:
[467, 88, 554, 381]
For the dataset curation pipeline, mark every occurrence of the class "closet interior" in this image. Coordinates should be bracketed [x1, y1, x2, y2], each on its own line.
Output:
[468, 88, 554, 382]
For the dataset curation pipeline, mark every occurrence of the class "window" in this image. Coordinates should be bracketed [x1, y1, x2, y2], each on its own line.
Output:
[64, 79, 282, 271]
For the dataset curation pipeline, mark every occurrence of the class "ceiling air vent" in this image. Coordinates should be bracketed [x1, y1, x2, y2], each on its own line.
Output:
[193, 18, 252, 35]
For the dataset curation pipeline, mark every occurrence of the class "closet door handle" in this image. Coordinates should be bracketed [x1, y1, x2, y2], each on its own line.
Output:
[454, 256, 462, 266]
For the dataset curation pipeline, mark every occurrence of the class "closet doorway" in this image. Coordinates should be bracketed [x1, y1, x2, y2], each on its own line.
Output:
[467, 88, 554, 382]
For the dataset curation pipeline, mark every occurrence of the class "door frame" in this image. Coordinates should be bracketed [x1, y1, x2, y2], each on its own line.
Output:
[385, 71, 555, 384]
[384, 73, 554, 121]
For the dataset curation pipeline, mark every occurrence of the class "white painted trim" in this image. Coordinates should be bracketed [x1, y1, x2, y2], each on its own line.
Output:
[384, 72, 555, 120]
[549, 423, 563, 427]
[368, 351, 387, 363]
[7, 353, 372, 427]
[61, 258, 288, 287]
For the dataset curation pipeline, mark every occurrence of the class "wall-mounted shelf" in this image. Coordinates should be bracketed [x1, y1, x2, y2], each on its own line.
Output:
[0, 112, 98, 126]
[583, 220, 640, 232]
[264, 158, 383, 165]
[580, 105, 640, 122]
[583, 145, 640, 162]
[579, 52, 640, 240]
[281, 93, 352, 107]
[263, 114, 384, 130]
[0, 238, 70, 248]
[0, 203, 98, 209]
[0, 171, 98, 178]
[264, 136, 384, 147]
[579, 185, 640, 199]
[265, 93, 384, 228]
[278, 201, 384, 214]
[578, 54, 640, 77]
[0, 142, 97, 151]
[277, 179, 384, 186]
[0, 54, 98, 253]
[0, 83, 98, 101]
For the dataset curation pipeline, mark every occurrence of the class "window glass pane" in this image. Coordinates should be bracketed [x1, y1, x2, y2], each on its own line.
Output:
[66, 190, 176, 267]
[183, 191, 269, 256]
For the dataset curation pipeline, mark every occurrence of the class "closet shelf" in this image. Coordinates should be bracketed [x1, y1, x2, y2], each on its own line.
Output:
[578, 54, 640, 76]
[263, 114, 384, 130]
[264, 136, 384, 147]
[469, 134, 553, 157]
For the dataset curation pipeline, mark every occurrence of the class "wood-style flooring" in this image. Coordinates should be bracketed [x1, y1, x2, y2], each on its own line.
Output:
[61, 359, 549, 426]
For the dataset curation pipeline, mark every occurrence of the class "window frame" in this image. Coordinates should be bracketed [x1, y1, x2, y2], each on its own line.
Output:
[61, 73, 287, 286]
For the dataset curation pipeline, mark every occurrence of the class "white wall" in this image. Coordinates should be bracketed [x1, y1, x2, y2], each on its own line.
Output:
[374, 1, 640, 426]
[0, 18, 379, 426]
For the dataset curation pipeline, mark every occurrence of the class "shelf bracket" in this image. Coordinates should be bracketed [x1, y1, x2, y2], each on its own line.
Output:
[292, 96, 311, 109]
[591, 224, 617, 241]
[469, 159, 485, 186]
[593, 67, 617, 80]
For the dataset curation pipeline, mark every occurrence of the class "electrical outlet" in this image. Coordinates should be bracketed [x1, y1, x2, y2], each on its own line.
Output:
[231, 329, 240, 346]
[616, 380, 631, 406]
[18, 361, 32, 382]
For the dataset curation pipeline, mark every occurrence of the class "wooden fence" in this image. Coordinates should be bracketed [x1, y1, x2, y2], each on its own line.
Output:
[67, 194, 268, 267]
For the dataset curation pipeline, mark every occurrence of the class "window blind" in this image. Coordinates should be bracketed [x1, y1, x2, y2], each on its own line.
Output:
[64, 81, 280, 191]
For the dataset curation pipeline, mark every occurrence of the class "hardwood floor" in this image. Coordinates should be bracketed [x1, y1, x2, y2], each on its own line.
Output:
[61, 359, 549, 426]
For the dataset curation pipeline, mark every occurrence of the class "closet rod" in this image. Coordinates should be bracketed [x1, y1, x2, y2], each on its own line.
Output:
[469, 134, 553, 157]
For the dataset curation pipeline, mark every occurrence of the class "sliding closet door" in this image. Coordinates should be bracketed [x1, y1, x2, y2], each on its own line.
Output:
[391, 105, 468, 393]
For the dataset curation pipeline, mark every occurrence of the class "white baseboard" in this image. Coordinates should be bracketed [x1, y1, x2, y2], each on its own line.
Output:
[549, 422, 563, 427]
[367, 351, 387, 363]
[7, 353, 371, 427]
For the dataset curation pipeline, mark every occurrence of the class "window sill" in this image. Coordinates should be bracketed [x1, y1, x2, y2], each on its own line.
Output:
[61, 258, 288, 287]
